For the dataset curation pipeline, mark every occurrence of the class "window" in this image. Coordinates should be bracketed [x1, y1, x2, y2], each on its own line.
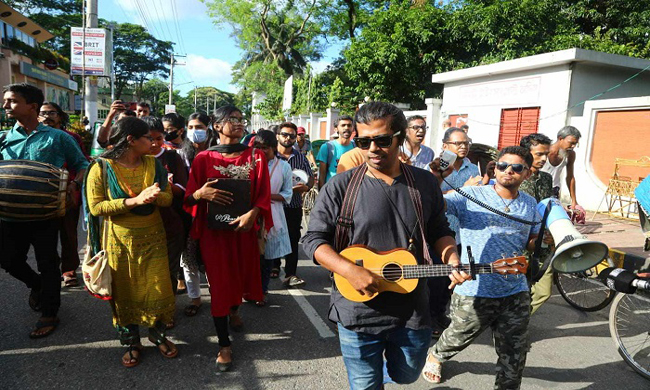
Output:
[6, 24, 14, 40]
[498, 107, 540, 149]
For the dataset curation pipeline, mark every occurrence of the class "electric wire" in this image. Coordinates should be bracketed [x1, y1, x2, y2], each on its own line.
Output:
[459, 63, 650, 127]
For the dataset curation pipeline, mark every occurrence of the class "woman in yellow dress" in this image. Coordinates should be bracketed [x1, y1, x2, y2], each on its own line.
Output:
[85, 117, 177, 367]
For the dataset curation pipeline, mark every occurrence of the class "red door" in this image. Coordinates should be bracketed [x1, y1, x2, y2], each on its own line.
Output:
[498, 107, 540, 149]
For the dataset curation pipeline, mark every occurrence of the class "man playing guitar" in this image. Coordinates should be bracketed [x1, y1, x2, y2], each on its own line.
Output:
[302, 102, 470, 389]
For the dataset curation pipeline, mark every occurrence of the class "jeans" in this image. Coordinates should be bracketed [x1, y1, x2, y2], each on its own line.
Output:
[277, 207, 303, 277]
[337, 323, 432, 390]
[0, 219, 61, 317]
[182, 262, 202, 299]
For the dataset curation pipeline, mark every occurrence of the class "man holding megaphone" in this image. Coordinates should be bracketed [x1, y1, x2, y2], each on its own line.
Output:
[424, 146, 541, 388]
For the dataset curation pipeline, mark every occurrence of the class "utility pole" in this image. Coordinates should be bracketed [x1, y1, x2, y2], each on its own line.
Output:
[193, 86, 197, 111]
[84, 0, 98, 128]
[206, 96, 209, 113]
[106, 23, 115, 102]
[168, 53, 174, 105]
[213, 93, 216, 113]
[168, 53, 185, 105]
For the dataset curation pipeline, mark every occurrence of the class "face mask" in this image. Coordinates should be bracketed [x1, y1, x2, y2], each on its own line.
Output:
[165, 130, 180, 142]
[187, 129, 207, 143]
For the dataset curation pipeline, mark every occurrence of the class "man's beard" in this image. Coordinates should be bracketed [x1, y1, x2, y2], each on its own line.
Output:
[280, 140, 295, 148]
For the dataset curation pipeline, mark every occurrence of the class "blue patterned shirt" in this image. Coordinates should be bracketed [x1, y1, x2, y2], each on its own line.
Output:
[445, 186, 541, 298]
[1, 123, 89, 171]
[400, 144, 435, 169]
[440, 158, 480, 244]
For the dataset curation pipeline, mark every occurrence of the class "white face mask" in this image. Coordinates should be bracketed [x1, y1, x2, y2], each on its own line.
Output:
[187, 129, 207, 143]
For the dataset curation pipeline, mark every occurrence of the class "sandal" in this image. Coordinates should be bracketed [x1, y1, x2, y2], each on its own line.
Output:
[28, 288, 41, 312]
[148, 335, 178, 359]
[283, 276, 305, 288]
[229, 313, 243, 332]
[184, 304, 201, 317]
[255, 294, 267, 307]
[270, 268, 280, 279]
[216, 346, 233, 372]
[421, 355, 442, 384]
[121, 344, 143, 368]
[29, 317, 60, 339]
[62, 272, 79, 287]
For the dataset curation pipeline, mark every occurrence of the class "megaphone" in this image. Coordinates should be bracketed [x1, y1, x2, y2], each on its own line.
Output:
[537, 198, 608, 273]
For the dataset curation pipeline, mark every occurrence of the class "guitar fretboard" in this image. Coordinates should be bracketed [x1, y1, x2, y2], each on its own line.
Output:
[402, 264, 494, 279]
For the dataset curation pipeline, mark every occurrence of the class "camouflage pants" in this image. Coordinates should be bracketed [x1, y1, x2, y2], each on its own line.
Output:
[432, 292, 531, 390]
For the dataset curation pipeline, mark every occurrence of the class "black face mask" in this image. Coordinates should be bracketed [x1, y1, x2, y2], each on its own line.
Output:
[165, 130, 179, 142]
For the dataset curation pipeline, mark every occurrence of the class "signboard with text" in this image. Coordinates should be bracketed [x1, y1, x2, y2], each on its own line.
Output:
[70, 27, 107, 76]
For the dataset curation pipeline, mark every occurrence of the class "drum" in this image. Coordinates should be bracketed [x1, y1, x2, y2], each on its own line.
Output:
[0, 160, 69, 221]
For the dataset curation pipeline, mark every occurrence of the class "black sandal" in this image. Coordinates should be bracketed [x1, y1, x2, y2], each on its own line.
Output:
[121, 344, 143, 368]
[184, 304, 201, 317]
[29, 318, 59, 339]
[148, 334, 178, 358]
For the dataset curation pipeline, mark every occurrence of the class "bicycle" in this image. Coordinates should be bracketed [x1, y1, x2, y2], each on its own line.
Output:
[553, 255, 619, 312]
[604, 268, 650, 380]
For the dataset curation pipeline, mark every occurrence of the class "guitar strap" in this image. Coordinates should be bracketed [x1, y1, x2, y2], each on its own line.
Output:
[333, 162, 432, 265]
[334, 164, 367, 252]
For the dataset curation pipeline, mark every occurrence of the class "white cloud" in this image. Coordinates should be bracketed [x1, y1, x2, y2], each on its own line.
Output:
[185, 54, 234, 89]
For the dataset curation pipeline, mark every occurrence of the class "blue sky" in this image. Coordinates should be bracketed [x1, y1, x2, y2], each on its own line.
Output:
[99, 0, 341, 97]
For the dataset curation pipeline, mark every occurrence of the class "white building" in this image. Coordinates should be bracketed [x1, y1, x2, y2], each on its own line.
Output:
[430, 48, 650, 211]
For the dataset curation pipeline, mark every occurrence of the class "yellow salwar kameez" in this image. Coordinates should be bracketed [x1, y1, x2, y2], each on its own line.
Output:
[86, 156, 175, 328]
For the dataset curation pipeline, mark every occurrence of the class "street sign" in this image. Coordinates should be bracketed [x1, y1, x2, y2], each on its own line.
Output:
[165, 104, 176, 114]
[70, 27, 107, 76]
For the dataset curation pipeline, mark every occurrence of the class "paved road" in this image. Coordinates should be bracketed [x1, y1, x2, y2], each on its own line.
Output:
[1, 227, 649, 389]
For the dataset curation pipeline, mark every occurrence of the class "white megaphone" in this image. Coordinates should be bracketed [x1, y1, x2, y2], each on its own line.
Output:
[537, 198, 608, 273]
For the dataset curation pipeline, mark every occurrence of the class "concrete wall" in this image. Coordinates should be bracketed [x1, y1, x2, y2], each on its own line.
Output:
[567, 96, 650, 211]
[568, 63, 650, 117]
[437, 64, 572, 151]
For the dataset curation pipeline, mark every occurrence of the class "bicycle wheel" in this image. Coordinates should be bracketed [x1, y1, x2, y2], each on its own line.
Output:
[609, 291, 650, 380]
[554, 258, 616, 312]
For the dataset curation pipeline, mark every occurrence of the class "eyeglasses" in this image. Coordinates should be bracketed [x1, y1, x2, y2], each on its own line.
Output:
[444, 141, 471, 148]
[225, 117, 247, 125]
[353, 131, 401, 150]
[495, 162, 528, 174]
[39, 111, 58, 117]
[409, 125, 428, 131]
[279, 132, 297, 139]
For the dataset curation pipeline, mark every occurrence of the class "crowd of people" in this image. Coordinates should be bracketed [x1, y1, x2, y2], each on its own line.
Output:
[1, 82, 587, 388]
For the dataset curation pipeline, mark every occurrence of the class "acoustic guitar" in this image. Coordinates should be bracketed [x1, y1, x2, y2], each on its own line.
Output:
[334, 245, 528, 302]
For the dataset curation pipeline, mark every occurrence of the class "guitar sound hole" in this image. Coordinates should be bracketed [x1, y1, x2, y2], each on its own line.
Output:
[382, 263, 403, 282]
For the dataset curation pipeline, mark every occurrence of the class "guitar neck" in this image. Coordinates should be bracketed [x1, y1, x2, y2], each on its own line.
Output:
[403, 264, 493, 279]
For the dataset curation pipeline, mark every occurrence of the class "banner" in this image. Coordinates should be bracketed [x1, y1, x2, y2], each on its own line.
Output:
[70, 27, 107, 76]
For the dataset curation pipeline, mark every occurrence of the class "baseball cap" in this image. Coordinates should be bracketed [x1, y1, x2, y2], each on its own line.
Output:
[297, 127, 306, 134]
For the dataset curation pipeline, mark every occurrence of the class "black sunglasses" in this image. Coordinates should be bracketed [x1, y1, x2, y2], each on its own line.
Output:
[279, 132, 297, 139]
[353, 131, 401, 150]
[495, 162, 528, 173]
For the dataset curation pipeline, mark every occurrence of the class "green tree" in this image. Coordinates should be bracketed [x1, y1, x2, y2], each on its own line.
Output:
[110, 22, 173, 100]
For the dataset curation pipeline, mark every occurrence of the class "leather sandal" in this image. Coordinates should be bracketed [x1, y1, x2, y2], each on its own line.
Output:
[121, 344, 143, 368]
[216, 346, 233, 372]
[148, 335, 178, 359]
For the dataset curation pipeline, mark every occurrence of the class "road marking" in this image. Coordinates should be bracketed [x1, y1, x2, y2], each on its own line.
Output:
[286, 288, 336, 339]
[556, 320, 609, 329]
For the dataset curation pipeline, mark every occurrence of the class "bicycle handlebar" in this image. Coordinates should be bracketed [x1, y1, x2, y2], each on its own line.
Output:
[599, 267, 650, 294]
